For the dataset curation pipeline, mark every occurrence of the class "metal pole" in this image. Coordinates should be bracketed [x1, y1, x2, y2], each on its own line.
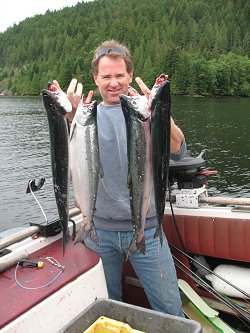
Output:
[199, 196, 250, 206]
[168, 195, 250, 207]
[0, 207, 80, 251]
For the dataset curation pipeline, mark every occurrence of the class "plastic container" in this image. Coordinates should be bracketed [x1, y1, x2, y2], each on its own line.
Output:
[84, 316, 144, 333]
[59, 299, 202, 333]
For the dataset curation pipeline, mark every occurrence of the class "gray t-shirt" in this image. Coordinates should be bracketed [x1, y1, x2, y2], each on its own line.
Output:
[93, 103, 186, 231]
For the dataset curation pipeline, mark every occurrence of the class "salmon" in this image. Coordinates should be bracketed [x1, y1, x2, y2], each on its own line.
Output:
[150, 78, 171, 245]
[42, 86, 71, 255]
[69, 100, 102, 245]
[120, 95, 152, 258]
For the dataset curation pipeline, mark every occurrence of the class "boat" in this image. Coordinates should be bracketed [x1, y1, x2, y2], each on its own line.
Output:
[0, 152, 250, 332]
[122, 153, 250, 332]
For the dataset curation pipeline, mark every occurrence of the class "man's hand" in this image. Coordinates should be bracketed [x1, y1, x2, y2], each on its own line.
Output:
[130, 76, 185, 154]
[52, 79, 93, 122]
[127, 77, 152, 104]
[135, 77, 152, 105]
[66, 78, 83, 113]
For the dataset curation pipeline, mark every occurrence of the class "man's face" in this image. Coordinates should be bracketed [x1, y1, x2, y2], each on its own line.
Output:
[94, 56, 133, 105]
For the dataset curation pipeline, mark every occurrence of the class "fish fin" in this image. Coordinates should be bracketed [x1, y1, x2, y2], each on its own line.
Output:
[126, 235, 146, 260]
[154, 226, 163, 246]
[88, 226, 99, 246]
[69, 121, 76, 140]
[127, 171, 132, 187]
[74, 224, 99, 246]
[126, 236, 138, 260]
[74, 227, 88, 245]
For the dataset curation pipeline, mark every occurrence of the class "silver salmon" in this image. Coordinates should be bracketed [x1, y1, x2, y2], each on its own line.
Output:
[42, 86, 71, 255]
[120, 95, 152, 259]
[69, 100, 102, 245]
[150, 77, 171, 245]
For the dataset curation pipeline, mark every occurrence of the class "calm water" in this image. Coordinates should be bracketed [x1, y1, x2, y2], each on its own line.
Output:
[172, 96, 250, 197]
[0, 95, 249, 233]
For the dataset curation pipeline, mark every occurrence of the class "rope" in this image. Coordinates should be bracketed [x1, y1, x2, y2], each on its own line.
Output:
[14, 257, 64, 290]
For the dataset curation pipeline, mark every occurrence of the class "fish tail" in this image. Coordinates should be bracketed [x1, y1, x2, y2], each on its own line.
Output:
[126, 236, 138, 260]
[73, 224, 99, 246]
[88, 226, 99, 246]
[126, 236, 146, 260]
[137, 236, 146, 255]
[154, 226, 163, 246]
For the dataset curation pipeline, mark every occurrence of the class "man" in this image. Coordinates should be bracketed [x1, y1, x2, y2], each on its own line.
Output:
[53, 40, 186, 317]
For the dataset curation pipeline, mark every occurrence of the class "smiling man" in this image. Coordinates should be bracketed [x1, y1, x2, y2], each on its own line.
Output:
[92, 46, 133, 105]
[53, 39, 186, 317]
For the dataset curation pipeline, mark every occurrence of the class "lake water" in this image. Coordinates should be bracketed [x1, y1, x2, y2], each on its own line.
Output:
[0, 95, 249, 233]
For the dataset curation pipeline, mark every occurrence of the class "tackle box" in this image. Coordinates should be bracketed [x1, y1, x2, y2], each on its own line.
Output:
[59, 298, 202, 333]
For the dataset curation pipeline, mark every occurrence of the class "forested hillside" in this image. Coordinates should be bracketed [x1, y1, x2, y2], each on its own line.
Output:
[0, 0, 249, 96]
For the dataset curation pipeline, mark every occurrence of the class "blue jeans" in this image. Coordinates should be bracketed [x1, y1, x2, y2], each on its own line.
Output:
[84, 226, 184, 317]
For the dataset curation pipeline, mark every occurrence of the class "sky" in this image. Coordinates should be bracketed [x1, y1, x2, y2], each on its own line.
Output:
[0, 0, 92, 33]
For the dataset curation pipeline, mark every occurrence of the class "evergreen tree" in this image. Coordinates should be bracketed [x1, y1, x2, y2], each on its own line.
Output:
[0, 0, 249, 96]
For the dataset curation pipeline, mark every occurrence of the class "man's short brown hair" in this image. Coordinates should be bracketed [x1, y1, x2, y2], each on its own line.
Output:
[91, 40, 134, 75]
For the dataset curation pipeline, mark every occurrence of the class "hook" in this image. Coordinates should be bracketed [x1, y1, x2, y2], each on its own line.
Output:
[26, 178, 45, 194]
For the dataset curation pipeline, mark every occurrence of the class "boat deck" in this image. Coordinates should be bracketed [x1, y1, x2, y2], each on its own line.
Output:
[0, 239, 99, 329]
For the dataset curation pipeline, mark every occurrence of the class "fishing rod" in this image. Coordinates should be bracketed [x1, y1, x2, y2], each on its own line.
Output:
[167, 180, 250, 324]
[170, 243, 250, 300]
[174, 254, 250, 319]
[168, 180, 250, 300]
[173, 255, 250, 328]
[168, 185, 187, 252]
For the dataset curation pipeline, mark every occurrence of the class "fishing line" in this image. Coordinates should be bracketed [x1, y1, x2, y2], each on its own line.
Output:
[101, 179, 129, 202]
[173, 255, 250, 327]
[28, 180, 48, 223]
[15, 256, 64, 290]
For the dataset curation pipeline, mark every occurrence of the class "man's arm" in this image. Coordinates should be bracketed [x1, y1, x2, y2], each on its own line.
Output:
[170, 118, 187, 161]
[170, 117, 184, 153]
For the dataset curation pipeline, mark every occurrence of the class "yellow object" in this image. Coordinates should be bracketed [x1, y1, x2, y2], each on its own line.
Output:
[37, 261, 44, 268]
[83, 316, 145, 333]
